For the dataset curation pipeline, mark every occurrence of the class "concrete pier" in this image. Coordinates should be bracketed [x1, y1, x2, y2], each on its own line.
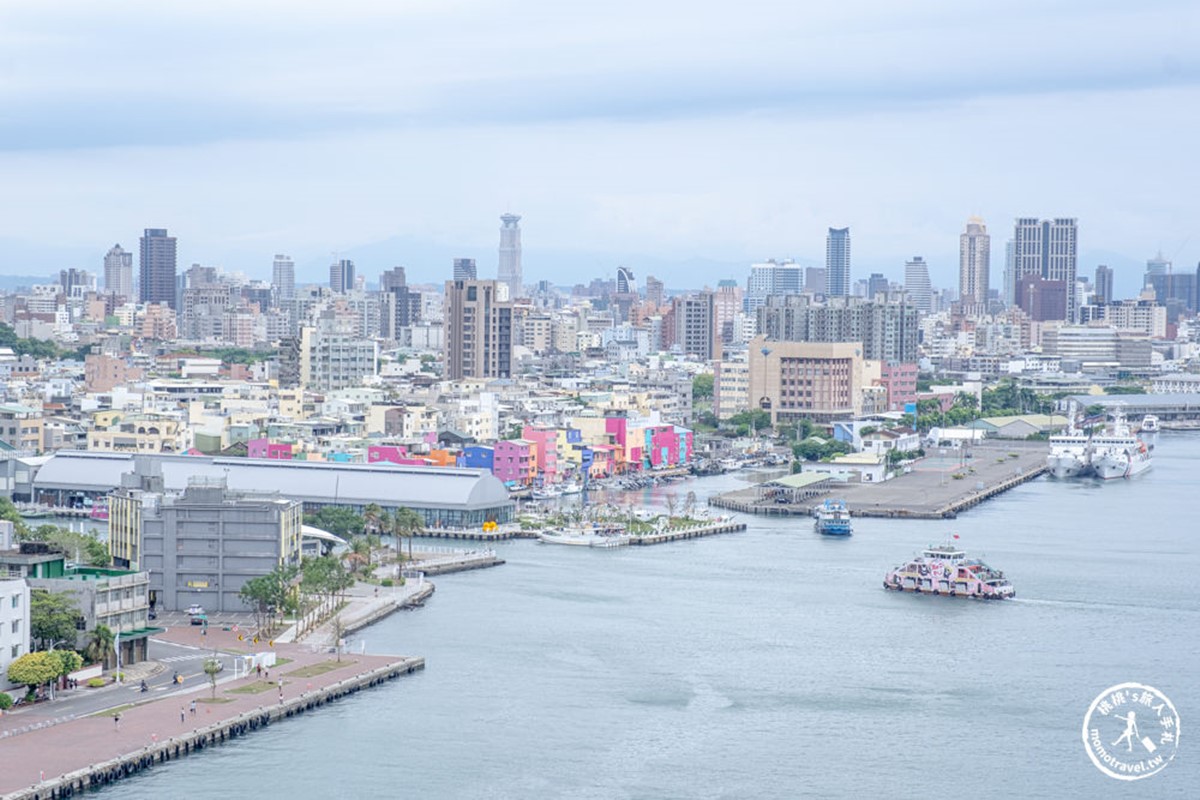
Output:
[631, 520, 747, 545]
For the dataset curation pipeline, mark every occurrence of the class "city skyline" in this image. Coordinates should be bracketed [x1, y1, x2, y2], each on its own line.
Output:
[0, 2, 1196, 298]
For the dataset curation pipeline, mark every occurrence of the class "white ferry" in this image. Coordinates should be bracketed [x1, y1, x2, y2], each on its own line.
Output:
[884, 543, 1014, 600]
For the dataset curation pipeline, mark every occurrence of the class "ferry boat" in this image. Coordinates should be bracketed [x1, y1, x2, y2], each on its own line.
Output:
[536, 525, 631, 548]
[813, 499, 852, 536]
[1090, 410, 1153, 480]
[1140, 415, 1160, 434]
[883, 543, 1014, 599]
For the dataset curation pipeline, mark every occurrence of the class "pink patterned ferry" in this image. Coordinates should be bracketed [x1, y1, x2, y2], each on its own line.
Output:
[883, 543, 1014, 600]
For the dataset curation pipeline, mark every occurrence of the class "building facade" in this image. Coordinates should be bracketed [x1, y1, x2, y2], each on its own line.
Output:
[329, 259, 355, 294]
[104, 244, 134, 300]
[0, 577, 30, 690]
[825, 227, 851, 297]
[444, 279, 513, 380]
[756, 295, 919, 362]
[1011, 217, 1078, 320]
[904, 257, 932, 313]
[748, 338, 877, 424]
[959, 216, 990, 306]
[498, 213, 523, 298]
[139, 228, 177, 308]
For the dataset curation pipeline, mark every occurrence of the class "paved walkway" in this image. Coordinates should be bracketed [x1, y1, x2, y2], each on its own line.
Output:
[0, 624, 416, 797]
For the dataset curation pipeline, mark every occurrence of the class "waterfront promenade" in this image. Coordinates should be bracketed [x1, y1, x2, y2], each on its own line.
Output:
[0, 607, 423, 799]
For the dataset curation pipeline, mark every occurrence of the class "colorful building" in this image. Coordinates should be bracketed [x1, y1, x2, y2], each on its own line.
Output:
[492, 439, 538, 485]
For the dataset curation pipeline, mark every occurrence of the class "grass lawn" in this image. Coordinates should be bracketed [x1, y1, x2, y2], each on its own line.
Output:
[198, 697, 234, 704]
[284, 660, 357, 678]
[226, 681, 282, 695]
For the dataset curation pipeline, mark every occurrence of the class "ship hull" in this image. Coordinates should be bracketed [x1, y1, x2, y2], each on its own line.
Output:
[1093, 455, 1153, 480]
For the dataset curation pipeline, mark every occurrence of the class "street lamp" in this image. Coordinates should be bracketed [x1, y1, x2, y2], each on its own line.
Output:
[114, 629, 121, 686]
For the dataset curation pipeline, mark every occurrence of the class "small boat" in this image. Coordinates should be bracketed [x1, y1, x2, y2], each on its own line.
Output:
[17, 506, 53, 519]
[813, 499, 852, 536]
[537, 525, 631, 548]
[884, 542, 1014, 600]
[531, 486, 563, 500]
[1140, 415, 1159, 434]
[560, 483, 583, 496]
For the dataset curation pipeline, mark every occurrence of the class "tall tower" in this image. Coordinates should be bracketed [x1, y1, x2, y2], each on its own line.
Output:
[1094, 265, 1114, 305]
[958, 216, 991, 306]
[1012, 218, 1078, 321]
[904, 257, 933, 313]
[139, 228, 178, 308]
[104, 244, 134, 300]
[329, 259, 355, 294]
[272, 255, 295, 300]
[825, 227, 851, 297]
[498, 213, 523, 298]
[453, 258, 477, 281]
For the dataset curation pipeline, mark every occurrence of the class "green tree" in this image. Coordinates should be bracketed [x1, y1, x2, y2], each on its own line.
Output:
[84, 625, 115, 666]
[362, 503, 383, 535]
[49, 649, 83, 678]
[392, 507, 425, 561]
[1105, 384, 1145, 395]
[203, 656, 222, 699]
[303, 507, 365, 539]
[7, 651, 61, 692]
[691, 374, 714, 400]
[21, 524, 108, 566]
[30, 590, 80, 650]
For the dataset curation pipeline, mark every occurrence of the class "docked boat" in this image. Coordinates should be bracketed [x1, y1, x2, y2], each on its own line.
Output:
[537, 525, 631, 548]
[884, 542, 1014, 599]
[813, 499, 852, 536]
[1046, 432, 1091, 479]
[560, 482, 583, 496]
[1140, 415, 1159, 434]
[531, 486, 563, 500]
[1090, 410, 1153, 480]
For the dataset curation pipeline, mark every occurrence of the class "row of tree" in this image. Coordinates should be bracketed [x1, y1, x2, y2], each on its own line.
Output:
[5, 625, 115, 700]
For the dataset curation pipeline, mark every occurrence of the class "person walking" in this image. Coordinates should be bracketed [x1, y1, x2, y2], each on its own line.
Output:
[113, 713, 121, 731]
[190, 699, 197, 717]
[180, 707, 186, 724]
[278, 678, 284, 704]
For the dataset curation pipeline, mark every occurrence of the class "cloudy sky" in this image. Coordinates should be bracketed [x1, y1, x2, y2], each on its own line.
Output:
[1, 0, 1197, 296]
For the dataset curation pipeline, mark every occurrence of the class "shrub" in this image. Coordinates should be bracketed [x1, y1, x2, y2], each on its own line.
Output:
[380, 579, 393, 587]
[87, 678, 106, 688]
[0, 693, 13, 710]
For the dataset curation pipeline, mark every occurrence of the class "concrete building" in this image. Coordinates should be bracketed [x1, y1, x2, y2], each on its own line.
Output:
[670, 292, 720, 360]
[713, 359, 751, 419]
[825, 227, 851, 297]
[1078, 300, 1167, 338]
[329, 258, 355, 294]
[1, 576, 30, 690]
[1042, 325, 1152, 370]
[498, 213, 523, 298]
[756, 295, 919, 362]
[272, 254, 295, 301]
[84, 354, 145, 393]
[139, 228, 177, 309]
[1011, 217, 1078, 320]
[28, 568, 152, 663]
[444, 279, 513, 380]
[103, 244, 134, 300]
[959, 217, 990, 306]
[1094, 264, 1114, 305]
[453, 258, 477, 281]
[298, 322, 379, 391]
[0, 404, 44, 454]
[1016, 274, 1068, 322]
[108, 469, 301, 614]
[904, 257, 933, 313]
[746, 260, 803, 312]
[87, 413, 192, 454]
[748, 338, 878, 424]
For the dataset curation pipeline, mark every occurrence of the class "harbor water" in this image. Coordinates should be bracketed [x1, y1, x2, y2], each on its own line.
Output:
[92, 434, 1200, 799]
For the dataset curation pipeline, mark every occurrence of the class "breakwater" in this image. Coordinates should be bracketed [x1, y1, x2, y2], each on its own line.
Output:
[631, 520, 747, 545]
[4, 657, 424, 800]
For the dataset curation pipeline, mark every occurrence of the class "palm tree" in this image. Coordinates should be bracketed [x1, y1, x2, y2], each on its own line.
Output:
[362, 503, 383, 536]
[85, 625, 115, 667]
[393, 507, 424, 561]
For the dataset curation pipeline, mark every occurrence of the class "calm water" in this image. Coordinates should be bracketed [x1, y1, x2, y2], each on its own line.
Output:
[96, 435, 1200, 799]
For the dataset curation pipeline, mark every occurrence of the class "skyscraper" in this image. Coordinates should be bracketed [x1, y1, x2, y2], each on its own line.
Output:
[453, 258, 477, 281]
[746, 260, 803, 312]
[139, 228, 177, 308]
[379, 266, 407, 292]
[616, 266, 636, 295]
[329, 259, 355, 294]
[272, 255, 295, 300]
[866, 273, 889, 299]
[498, 213, 523, 298]
[1012, 218, 1078, 321]
[104, 244, 134, 299]
[904, 257, 933, 313]
[1145, 252, 1170, 280]
[444, 279, 513, 380]
[1094, 265, 1114, 305]
[958, 216, 990, 306]
[645, 275, 665, 307]
[825, 227, 851, 297]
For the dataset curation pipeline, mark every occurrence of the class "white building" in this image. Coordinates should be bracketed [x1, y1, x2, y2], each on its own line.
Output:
[1, 576, 31, 691]
[904, 257, 933, 313]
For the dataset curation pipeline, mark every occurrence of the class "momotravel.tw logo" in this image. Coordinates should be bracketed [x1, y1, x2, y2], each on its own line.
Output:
[1082, 683, 1180, 781]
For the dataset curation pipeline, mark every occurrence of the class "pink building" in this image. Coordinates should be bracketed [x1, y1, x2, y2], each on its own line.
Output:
[492, 439, 538, 485]
[879, 362, 919, 412]
[368, 444, 410, 465]
[522, 426, 560, 484]
[248, 438, 294, 460]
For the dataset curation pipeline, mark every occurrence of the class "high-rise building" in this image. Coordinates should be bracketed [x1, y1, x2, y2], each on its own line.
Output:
[866, 273, 889, 300]
[825, 227, 851, 297]
[329, 259, 355, 294]
[645, 275, 665, 307]
[104, 244, 134, 299]
[272, 255, 295, 300]
[139, 228, 178, 308]
[904, 257, 933, 313]
[616, 266, 636, 295]
[959, 216, 990, 306]
[453, 258, 477, 281]
[380, 266, 407, 292]
[297, 319, 379, 390]
[498, 213, 523, 298]
[805, 267, 827, 294]
[1003, 240, 1016, 307]
[59, 268, 95, 298]
[670, 292, 720, 361]
[745, 260, 803, 313]
[756, 295, 919, 363]
[444, 279, 513, 380]
[1012, 218, 1078, 321]
[1094, 265, 1114, 305]
[1145, 252, 1170, 280]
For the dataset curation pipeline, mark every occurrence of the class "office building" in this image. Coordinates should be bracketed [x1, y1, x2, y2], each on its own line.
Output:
[1016, 275, 1068, 322]
[959, 216, 990, 305]
[444, 279, 513, 380]
[757, 294, 919, 363]
[297, 320, 379, 391]
[139, 228, 177, 308]
[645, 275, 665, 307]
[272, 255, 295, 301]
[670, 292, 720, 361]
[825, 227, 851, 297]
[1145, 252, 1170, 280]
[866, 273, 889, 300]
[498, 213, 523, 298]
[616, 266, 636, 295]
[748, 338, 877, 424]
[453, 258, 477, 281]
[1094, 265, 1114, 305]
[104, 244, 134, 299]
[746, 259, 803, 312]
[380, 266, 407, 292]
[904, 257, 933, 313]
[1011, 218, 1078, 321]
[329, 258, 355, 294]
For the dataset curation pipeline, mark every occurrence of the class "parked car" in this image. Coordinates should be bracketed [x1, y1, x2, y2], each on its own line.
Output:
[190, 614, 208, 626]
[186, 604, 204, 616]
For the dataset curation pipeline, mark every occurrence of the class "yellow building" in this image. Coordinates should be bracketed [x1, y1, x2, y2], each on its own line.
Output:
[748, 338, 879, 424]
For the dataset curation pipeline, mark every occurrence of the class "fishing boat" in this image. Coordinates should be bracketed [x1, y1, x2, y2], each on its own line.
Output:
[813, 499, 852, 536]
[536, 525, 631, 548]
[560, 482, 583, 496]
[884, 541, 1014, 599]
[531, 486, 563, 500]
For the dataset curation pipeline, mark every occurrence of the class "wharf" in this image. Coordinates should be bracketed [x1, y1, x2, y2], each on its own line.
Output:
[709, 442, 1048, 520]
[409, 549, 505, 576]
[0, 625, 423, 799]
[420, 527, 535, 542]
[630, 520, 747, 545]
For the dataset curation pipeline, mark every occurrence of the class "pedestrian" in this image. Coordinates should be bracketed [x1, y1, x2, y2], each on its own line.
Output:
[256, 664, 262, 678]
[190, 699, 196, 717]
[113, 713, 121, 731]
[180, 707, 186, 724]
[264, 669, 269, 680]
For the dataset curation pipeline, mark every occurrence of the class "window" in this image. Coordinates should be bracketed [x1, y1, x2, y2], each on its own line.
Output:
[10, 644, 19, 659]
[10, 594, 18, 608]
[10, 619, 19, 634]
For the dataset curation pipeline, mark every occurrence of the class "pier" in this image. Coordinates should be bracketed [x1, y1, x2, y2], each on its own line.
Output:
[630, 519, 747, 545]
[709, 441, 1049, 520]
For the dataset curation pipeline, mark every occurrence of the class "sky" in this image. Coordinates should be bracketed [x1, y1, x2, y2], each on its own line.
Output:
[1, 0, 1198, 297]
